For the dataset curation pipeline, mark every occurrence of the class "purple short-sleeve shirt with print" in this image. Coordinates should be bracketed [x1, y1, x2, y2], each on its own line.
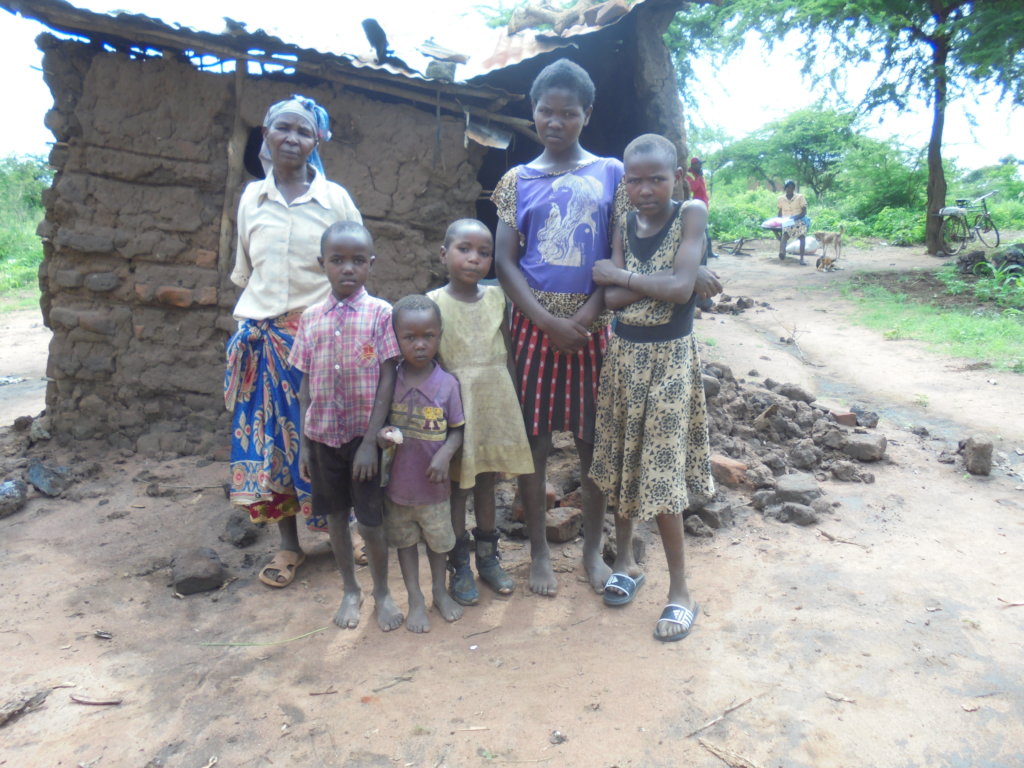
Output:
[385, 363, 465, 506]
[514, 157, 623, 295]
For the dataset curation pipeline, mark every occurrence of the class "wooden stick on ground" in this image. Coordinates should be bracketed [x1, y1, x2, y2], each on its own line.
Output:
[686, 697, 753, 738]
[817, 529, 869, 549]
[698, 738, 763, 768]
[997, 597, 1024, 608]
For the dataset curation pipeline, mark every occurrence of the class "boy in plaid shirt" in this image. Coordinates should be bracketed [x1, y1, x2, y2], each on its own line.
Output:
[291, 221, 404, 632]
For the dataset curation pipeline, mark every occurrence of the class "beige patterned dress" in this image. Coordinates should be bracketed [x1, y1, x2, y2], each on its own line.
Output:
[427, 286, 535, 489]
[589, 203, 715, 521]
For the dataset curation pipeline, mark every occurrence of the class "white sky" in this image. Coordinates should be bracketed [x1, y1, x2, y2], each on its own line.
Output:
[1, 1, 1021, 169]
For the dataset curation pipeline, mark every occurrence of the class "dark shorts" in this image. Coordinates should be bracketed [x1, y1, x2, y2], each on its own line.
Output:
[307, 437, 384, 527]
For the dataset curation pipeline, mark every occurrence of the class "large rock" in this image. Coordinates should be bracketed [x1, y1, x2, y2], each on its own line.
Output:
[26, 459, 72, 497]
[960, 435, 993, 476]
[172, 548, 225, 595]
[0, 480, 28, 519]
[775, 473, 822, 505]
[850, 405, 880, 428]
[842, 433, 887, 462]
[545, 506, 582, 543]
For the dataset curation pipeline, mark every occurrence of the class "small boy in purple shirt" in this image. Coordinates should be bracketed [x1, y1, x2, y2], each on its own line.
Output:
[378, 295, 465, 633]
[291, 221, 404, 633]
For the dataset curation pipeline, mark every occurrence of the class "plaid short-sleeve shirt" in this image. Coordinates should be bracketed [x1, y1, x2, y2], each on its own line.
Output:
[290, 287, 400, 448]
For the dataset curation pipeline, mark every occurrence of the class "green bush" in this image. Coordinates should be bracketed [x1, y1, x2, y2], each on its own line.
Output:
[867, 206, 926, 245]
[0, 154, 49, 294]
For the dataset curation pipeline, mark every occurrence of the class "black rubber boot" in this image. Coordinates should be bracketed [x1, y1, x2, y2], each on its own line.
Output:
[448, 531, 479, 606]
[474, 527, 514, 595]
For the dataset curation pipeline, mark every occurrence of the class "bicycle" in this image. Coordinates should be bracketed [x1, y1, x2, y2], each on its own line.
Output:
[937, 191, 1000, 254]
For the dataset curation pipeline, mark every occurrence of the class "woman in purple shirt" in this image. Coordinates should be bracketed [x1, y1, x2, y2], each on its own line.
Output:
[493, 59, 622, 598]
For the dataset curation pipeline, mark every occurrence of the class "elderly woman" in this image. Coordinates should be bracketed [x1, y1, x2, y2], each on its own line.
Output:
[777, 179, 810, 263]
[225, 95, 362, 588]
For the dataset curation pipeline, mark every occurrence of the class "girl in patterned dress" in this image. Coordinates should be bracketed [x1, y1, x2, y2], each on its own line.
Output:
[590, 134, 716, 642]
[492, 59, 624, 597]
[427, 220, 535, 605]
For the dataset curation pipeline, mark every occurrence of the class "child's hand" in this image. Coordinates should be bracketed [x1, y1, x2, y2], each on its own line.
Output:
[352, 439, 379, 482]
[426, 453, 451, 484]
[592, 259, 621, 286]
[377, 426, 404, 450]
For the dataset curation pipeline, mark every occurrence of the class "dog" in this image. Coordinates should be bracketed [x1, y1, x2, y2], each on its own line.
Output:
[814, 225, 844, 271]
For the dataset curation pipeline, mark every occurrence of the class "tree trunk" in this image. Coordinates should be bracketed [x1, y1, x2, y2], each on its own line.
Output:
[924, 39, 949, 254]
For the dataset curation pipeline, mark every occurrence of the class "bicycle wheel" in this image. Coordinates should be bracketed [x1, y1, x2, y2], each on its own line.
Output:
[941, 215, 969, 255]
[974, 214, 1000, 248]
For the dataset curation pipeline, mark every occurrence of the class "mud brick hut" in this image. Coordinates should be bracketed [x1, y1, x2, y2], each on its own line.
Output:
[3, 0, 694, 456]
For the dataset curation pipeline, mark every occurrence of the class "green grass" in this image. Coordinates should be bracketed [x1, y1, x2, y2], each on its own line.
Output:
[841, 280, 1024, 372]
[0, 288, 41, 313]
[0, 155, 49, 313]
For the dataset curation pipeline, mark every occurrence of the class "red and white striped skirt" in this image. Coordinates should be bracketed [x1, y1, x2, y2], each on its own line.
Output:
[510, 307, 610, 442]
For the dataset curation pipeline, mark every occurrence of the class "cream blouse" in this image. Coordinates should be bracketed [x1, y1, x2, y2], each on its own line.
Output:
[231, 168, 362, 320]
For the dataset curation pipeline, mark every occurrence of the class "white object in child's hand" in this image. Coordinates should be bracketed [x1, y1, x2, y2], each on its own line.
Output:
[384, 427, 404, 444]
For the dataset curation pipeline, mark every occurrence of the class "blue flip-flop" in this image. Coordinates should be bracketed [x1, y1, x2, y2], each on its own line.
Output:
[654, 602, 700, 642]
[602, 572, 646, 606]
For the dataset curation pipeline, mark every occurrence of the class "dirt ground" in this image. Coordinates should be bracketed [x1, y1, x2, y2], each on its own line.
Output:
[1, 238, 1023, 768]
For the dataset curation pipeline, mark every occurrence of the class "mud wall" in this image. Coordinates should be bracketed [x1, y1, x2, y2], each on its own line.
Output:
[37, 35, 484, 455]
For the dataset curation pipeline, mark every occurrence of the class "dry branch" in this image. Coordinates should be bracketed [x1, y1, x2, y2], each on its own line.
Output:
[686, 697, 753, 738]
[698, 738, 763, 768]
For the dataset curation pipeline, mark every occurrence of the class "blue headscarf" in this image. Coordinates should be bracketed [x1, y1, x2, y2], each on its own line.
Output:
[259, 94, 332, 176]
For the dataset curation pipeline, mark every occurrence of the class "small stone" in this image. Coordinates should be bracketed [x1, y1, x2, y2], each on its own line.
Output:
[830, 411, 857, 427]
[775, 473, 822, 505]
[830, 460, 859, 481]
[172, 548, 225, 595]
[545, 506, 583, 543]
[788, 439, 822, 470]
[710, 454, 748, 488]
[960, 435, 993, 476]
[12, 415, 32, 431]
[221, 509, 259, 548]
[779, 502, 819, 526]
[0, 479, 28, 518]
[750, 489, 777, 510]
[558, 486, 582, 510]
[695, 501, 734, 530]
[745, 464, 775, 488]
[747, 369, 760, 377]
[777, 383, 816, 404]
[910, 425, 930, 437]
[850, 405, 880, 428]
[937, 451, 957, 465]
[702, 374, 721, 399]
[29, 417, 51, 443]
[842, 433, 887, 462]
[684, 514, 714, 537]
[26, 459, 72, 496]
[811, 497, 834, 516]
[705, 362, 735, 382]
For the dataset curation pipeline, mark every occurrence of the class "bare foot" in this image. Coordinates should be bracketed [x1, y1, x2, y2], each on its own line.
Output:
[529, 553, 558, 596]
[332, 591, 363, 629]
[406, 602, 430, 633]
[433, 586, 464, 623]
[374, 594, 404, 632]
[584, 550, 613, 594]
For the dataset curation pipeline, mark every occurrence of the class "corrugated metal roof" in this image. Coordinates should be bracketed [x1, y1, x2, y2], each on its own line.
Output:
[478, 0, 651, 74]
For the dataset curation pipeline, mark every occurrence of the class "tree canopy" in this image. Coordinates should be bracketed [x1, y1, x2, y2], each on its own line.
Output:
[667, 0, 1024, 252]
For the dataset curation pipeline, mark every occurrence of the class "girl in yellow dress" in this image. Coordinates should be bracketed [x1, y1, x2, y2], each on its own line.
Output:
[428, 220, 535, 605]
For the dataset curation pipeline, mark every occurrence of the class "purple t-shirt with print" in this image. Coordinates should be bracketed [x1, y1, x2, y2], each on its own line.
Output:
[385, 362, 465, 506]
[514, 157, 623, 295]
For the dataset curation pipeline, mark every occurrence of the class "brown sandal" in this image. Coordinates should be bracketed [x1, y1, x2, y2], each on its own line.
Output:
[258, 550, 306, 588]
